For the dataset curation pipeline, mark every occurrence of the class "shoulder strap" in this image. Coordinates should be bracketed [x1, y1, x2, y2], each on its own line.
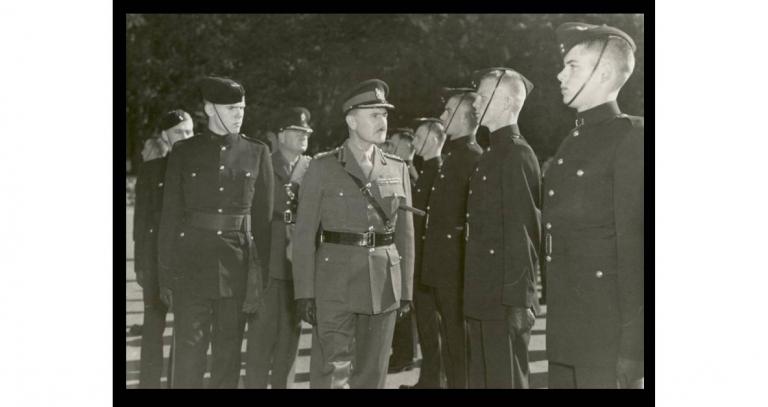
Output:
[335, 150, 394, 232]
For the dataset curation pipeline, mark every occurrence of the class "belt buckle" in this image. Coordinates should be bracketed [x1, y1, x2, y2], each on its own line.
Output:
[363, 231, 376, 248]
[283, 209, 294, 224]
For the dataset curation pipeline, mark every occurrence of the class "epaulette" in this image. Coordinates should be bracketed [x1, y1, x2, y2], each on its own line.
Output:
[382, 152, 406, 163]
[240, 133, 267, 146]
[313, 147, 341, 159]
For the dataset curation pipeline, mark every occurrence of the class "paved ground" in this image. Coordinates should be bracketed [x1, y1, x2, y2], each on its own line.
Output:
[125, 207, 549, 389]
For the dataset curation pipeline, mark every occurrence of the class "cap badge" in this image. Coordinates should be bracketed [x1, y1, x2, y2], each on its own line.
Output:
[300, 112, 307, 122]
[375, 87, 385, 102]
[575, 25, 588, 31]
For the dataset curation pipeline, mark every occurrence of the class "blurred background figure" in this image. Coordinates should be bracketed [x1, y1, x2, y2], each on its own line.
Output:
[133, 109, 193, 388]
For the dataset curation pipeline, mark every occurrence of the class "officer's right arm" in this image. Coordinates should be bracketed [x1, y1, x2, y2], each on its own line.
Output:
[158, 148, 185, 292]
[292, 159, 323, 300]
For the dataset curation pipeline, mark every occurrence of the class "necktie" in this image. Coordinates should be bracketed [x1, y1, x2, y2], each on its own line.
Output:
[358, 151, 373, 180]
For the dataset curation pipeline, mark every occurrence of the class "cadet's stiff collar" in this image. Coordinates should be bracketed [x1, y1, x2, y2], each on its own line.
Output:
[446, 133, 477, 152]
[556, 22, 637, 56]
[575, 101, 622, 128]
[489, 124, 521, 147]
[204, 127, 238, 146]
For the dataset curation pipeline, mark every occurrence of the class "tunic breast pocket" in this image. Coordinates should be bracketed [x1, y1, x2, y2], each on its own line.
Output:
[322, 188, 352, 227]
[376, 180, 405, 216]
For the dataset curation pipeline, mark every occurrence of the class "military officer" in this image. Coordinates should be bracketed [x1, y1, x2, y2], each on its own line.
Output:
[464, 67, 541, 389]
[158, 76, 274, 388]
[292, 79, 415, 389]
[245, 107, 313, 388]
[420, 89, 484, 389]
[133, 109, 193, 388]
[382, 128, 419, 185]
[543, 22, 644, 389]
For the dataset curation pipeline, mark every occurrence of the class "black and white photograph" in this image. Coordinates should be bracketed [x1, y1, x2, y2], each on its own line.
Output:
[123, 13, 645, 390]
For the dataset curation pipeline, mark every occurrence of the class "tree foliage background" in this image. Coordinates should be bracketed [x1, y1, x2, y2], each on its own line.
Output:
[125, 13, 644, 173]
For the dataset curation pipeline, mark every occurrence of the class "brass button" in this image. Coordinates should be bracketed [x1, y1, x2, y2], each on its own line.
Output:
[217, 208, 223, 213]
[482, 175, 487, 181]
[368, 248, 375, 253]
[179, 232, 185, 237]
[440, 174, 445, 179]
[475, 167, 479, 172]
[191, 172, 197, 177]
[219, 165, 225, 170]
[466, 212, 470, 218]
[219, 187, 224, 192]
[557, 158, 564, 165]
[447, 234, 452, 239]
[431, 186, 435, 191]
[546, 255, 552, 262]
[338, 191, 344, 196]
[158, 182, 163, 187]
[368, 225, 374, 231]
[422, 235, 426, 240]
[245, 172, 251, 177]
[216, 230, 222, 236]
[576, 169, 584, 177]
[148, 228, 154, 233]
[417, 188, 421, 193]
[595, 270, 604, 278]
[367, 204, 373, 209]
[489, 249, 495, 255]
[221, 146, 227, 151]
[286, 201, 291, 205]
[573, 130, 580, 137]
[324, 257, 329, 262]
[426, 206, 430, 210]
[548, 189, 555, 197]
[468, 190, 473, 195]
[546, 222, 552, 229]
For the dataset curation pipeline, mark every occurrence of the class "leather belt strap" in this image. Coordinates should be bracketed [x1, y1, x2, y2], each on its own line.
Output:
[187, 212, 251, 232]
[321, 230, 395, 248]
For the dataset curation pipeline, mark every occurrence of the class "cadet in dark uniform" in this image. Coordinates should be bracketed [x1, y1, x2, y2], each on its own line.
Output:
[158, 76, 274, 388]
[544, 22, 644, 389]
[292, 79, 415, 389]
[398, 118, 447, 388]
[421, 90, 484, 389]
[385, 126, 420, 374]
[465, 67, 541, 389]
[133, 110, 193, 388]
[245, 107, 313, 388]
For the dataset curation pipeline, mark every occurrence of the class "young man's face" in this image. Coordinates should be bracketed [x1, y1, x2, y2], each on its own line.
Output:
[278, 128, 310, 155]
[388, 133, 415, 161]
[350, 107, 388, 145]
[164, 118, 194, 146]
[473, 76, 503, 125]
[209, 98, 246, 134]
[441, 96, 475, 138]
[557, 43, 600, 108]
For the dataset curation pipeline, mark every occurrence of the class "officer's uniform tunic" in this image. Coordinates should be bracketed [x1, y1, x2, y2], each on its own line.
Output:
[421, 134, 483, 388]
[245, 151, 311, 388]
[464, 124, 542, 388]
[292, 141, 415, 388]
[133, 156, 172, 388]
[542, 101, 644, 388]
[158, 128, 274, 388]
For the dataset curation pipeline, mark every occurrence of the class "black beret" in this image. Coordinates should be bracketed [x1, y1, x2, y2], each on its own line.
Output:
[200, 76, 245, 104]
[275, 107, 313, 134]
[555, 22, 637, 56]
[440, 87, 476, 103]
[340, 79, 394, 113]
[388, 127, 414, 139]
[472, 67, 534, 98]
[412, 117, 443, 130]
[159, 109, 188, 131]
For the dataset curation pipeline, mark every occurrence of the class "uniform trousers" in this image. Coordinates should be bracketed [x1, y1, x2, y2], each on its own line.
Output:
[411, 283, 443, 388]
[466, 318, 530, 389]
[138, 288, 173, 388]
[245, 278, 301, 388]
[433, 284, 467, 388]
[312, 300, 397, 388]
[172, 290, 246, 388]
